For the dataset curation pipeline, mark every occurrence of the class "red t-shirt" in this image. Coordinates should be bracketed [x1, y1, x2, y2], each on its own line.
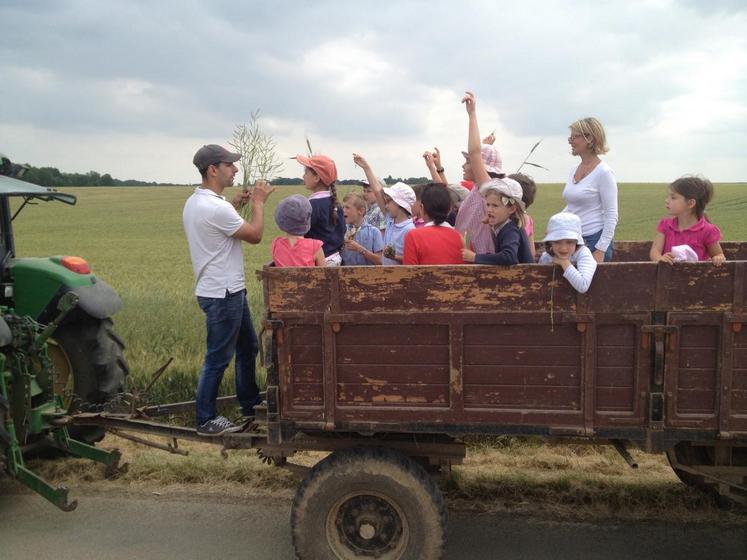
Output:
[403, 225, 464, 265]
[271, 237, 323, 267]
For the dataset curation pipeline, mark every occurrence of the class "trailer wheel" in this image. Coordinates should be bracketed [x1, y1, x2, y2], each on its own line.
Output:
[666, 442, 712, 490]
[291, 447, 447, 560]
[47, 317, 129, 443]
[666, 442, 747, 506]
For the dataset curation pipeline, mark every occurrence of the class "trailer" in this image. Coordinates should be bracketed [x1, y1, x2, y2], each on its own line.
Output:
[74, 240, 747, 560]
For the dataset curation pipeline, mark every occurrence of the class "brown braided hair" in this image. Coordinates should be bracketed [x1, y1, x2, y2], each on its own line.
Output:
[328, 181, 340, 225]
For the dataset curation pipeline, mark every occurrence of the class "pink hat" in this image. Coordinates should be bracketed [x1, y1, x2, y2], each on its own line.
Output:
[462, 144, 504, 175]
[295, 154, 338, 186]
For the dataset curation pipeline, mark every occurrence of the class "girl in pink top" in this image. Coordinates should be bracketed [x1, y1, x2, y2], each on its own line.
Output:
[650, 176, 725, 266]
[272, 195, 325, 267]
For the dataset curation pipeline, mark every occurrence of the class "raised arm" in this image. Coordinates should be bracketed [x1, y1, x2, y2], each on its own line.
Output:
[353, 153, 387, 213]
[431, 147, 449, 185]
[462, 92, 491, 186]
[423, 151, 442, 183]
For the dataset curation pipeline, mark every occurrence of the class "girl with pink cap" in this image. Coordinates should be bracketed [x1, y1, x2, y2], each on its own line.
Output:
[296, 154, 346, 266]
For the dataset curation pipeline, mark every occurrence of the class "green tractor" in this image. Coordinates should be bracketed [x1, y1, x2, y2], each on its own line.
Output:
[0, 153, 128, 510]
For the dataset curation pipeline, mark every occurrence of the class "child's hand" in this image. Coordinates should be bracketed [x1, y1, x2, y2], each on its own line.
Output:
[461, 92, 476, 115]
[462, 248, 476, 263]
[432, 147, 442, 169]
[482, 132, 496, 145]
[383, 244, 396, 259]
[712, 253, 726, 267]
[552, 255, 571, 270]
[345, 239, 364, 254]
[657, 253, 675, 265]
[422, 151, 436, 170]
[352, 153, 370, 171]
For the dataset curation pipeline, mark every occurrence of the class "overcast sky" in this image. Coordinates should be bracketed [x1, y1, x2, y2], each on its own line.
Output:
[1, 0, 745, 184]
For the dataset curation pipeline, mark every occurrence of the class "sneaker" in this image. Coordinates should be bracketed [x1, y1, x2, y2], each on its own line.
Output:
[196, 415, 242, 436]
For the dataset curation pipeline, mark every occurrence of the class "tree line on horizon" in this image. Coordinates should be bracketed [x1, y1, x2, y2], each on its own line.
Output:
[17, 163, 432, 188]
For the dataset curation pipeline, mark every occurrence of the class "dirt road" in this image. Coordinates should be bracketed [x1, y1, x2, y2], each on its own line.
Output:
[1, 489, 745, 559]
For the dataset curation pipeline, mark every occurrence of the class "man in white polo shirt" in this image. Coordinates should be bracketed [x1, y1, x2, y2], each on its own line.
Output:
[183, 144, 275, 435]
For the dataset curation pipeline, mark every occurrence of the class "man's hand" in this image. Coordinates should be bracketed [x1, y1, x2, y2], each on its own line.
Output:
[462, 248, 476, 263]
[352, 153, 370, 171]
[462, 91, 476, 115]
[252, 180, 276, 204]
[592, 249, 606, 264]
[231, 189, 252, 209]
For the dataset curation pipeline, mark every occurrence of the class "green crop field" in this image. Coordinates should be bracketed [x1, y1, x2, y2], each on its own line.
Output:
[11, 182, 747, 407]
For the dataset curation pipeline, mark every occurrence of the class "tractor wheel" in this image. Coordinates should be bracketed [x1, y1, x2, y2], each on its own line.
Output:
[291, 447, 447, 560]
[47, 317, 129, 443]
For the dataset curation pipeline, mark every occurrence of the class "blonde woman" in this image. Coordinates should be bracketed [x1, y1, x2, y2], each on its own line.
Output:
[562, 118, 618, 263]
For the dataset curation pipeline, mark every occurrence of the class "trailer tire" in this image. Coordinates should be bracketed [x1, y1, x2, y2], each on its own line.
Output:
[666, 442, 712, 490]
[291, 446, 447, 560]
[47, 317, 129, 444]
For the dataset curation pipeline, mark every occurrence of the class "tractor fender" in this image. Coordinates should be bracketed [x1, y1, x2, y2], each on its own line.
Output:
[69, 278, 123, 319]
[0, 316, 12, 346]
[36, 279, 122, 325]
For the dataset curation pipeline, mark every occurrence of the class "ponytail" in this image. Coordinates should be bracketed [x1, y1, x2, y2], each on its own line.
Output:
[329, 182, 339, 225]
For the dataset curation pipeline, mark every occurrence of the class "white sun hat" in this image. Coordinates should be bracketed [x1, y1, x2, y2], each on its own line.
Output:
[382, 182, 416, 214]
[543, 212, 584, 244]
[479, 178, 525, 210]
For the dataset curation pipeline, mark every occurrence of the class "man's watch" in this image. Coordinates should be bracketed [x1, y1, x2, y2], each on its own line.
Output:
[436, 167, 445, 173]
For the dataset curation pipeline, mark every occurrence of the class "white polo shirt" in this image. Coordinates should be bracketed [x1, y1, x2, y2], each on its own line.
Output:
[183, 187, 245, 298]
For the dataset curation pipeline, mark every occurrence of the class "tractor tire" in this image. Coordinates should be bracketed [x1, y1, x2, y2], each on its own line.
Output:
[291, 446, 447, 560]
[47, 316, 129, 444]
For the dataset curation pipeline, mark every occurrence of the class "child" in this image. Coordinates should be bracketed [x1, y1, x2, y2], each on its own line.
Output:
[446, 184, 469, 226]
[341, 192, 384, 265]
[650, 176, 725, 266]
[404, 183, 464, 265]
[538, 212, 597, 293]
[360, 178, 388, 232]
[510, 172, 538, 260]
[455, 93, 510, 255]
[462, 178, 534, 265]
[352, 153, 415, 265]
[271, 195, 325, 267]
[295, 154, 346, 266]
[410, 183, 427, 228]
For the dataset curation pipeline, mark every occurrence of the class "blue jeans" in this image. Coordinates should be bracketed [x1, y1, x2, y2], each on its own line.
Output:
[195, 290, 260, 425]
[583, 229, 614, 262]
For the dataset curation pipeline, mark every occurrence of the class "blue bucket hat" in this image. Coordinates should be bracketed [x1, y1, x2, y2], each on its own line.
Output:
[275, 194, 312, 235]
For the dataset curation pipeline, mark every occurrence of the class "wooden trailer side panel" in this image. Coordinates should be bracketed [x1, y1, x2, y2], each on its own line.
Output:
[262, 258, 747, 439]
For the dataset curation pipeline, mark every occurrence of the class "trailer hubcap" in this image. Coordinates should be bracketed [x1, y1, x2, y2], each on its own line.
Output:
[329, 492, 407, 558]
